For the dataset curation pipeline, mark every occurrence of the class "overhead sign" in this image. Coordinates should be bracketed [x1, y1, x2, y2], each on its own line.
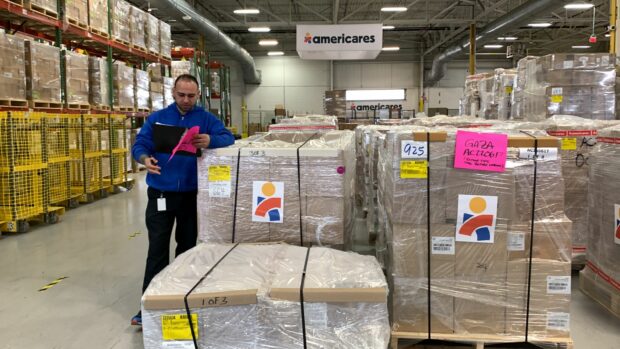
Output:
[296, 24, 383, 60]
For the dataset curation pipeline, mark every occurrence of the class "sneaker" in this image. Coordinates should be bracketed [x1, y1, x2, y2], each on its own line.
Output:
[131, 311, 142, 326]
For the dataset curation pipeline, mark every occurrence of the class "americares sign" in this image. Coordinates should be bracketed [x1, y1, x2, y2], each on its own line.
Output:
[297, 24, 382, 60]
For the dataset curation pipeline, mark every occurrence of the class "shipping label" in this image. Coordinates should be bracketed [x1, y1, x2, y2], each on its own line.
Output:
[400, 160, 428, 179]
[547, 276, 571, 295]
[431, 237, 455, 255]
[161, 314, 198, 341]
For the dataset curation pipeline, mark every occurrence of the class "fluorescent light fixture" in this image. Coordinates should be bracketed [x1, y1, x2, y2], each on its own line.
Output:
[345, 89, 405, 101]
[267, 51, 284, 56]
[259, 39, 278, 46]
[605, 33, 611, 37]
[497, 36, 518, 41]
[528, 22, 552, 28]
[182, 15, 192, 21]
[572, 45, 591, 49]
[381, 6, 407, 12]
[484, 44, 503, 49]
[168, 19, 177, 22]
[382, 46, 400, 51]
[234, 8, 260, 14]
[248, 27, 270, 32]
[564, 3, 594, 10]
[382, 25, 395, 30]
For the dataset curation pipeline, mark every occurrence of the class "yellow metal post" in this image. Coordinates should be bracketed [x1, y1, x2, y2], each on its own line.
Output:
[241, 98, 248, 138]
[611, 0, 617, 54]
[469, 23, 476, 74]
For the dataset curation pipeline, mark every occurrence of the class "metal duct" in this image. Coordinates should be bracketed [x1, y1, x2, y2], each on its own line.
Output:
[424, 0, 564, 86]
[149, 0, 261, 84]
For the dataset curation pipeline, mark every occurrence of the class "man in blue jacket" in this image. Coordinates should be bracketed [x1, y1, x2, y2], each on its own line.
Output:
[130, 74, 234, 325]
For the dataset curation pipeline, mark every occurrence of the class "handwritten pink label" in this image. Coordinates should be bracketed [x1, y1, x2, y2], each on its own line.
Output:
[454, 130, 508, 172]
[169, 126, 200, 162]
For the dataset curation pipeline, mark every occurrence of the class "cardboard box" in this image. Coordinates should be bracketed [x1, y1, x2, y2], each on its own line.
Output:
[145, 13, 159, 54]
[65, 0, 88, 25]
[111, 0, 131, 43]
[159, 20, 171, 59]
[0, 33, 27, 101]
[129, 5, 146, 49]
[134, 68, 149, 110]
[24, 40, 61, 103]
[113, 63, 134, 108]
[88, 0, 109, 34]
[65, 51, 89, 105]
[88, 56, 109, 107]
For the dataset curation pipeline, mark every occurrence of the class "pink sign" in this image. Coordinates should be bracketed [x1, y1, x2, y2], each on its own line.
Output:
[454, 130, 508, 172]
[169, 126, 200, 162]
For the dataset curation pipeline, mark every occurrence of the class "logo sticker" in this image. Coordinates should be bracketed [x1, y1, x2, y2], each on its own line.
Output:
[456, 195, 498, 243]
[615, 204, 620, 245]
[252, 181, 284, 223]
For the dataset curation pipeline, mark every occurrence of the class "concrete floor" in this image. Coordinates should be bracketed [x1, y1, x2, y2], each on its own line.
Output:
[0, 172, 618, 349]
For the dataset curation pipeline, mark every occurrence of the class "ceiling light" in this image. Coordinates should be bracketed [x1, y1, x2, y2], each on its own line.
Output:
[234, 8, 260, 15]
[381, 7, 407, 12]
[572, 45, 591, 49]
[484, 44, 503, 49]
[182, 15, 192, 21]
[382, 46, 400, 51]
[267, 51, 284, 56]
[382, 25, 395, 30]
[248, 27, 270, 32]
[259, 39, 278, 46]
[528, 22, 552, 28]
[564, 3, 594, 10]
[168, 19, 177, 22]
[497, 36, 518, 41]
[605, 33, 611, 37]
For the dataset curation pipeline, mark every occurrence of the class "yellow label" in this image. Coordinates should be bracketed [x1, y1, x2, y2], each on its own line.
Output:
[551, 95, 563, 103]
[208, 165, 231, 182]
[161, 314, 199, 340]
[400, 160, 428, 179]
[561, 138, 577, 150]
[505, 86, 513, 94]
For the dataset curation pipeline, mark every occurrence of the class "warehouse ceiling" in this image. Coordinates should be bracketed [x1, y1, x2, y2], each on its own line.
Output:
[135, 0, 612, 61]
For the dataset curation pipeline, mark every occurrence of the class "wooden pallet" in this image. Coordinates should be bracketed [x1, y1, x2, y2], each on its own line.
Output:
[579, 267, 620, 318]
[88, 27, 109, 38]
[29, 100, 62, 109]
[114, 106, 136, 112]
[28, 3, 58, 19]
[137, 107, 150, 113]
[113, 38, 130, 46]
[8, 0, 23, 6]
[66, 17, 88, 30]
[91, 104, 111, 111]
[130, 44, 147, 53]
[67, 103, 91, 111]
[148, 50, 160, 57]
[0, 98, 28, 107]
[391, 332, 573, 349]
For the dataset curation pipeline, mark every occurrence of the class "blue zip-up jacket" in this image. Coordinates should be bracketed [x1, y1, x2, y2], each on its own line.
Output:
[131, 103, 235, 192]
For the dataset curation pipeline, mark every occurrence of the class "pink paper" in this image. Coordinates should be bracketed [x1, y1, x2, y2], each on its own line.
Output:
[454, 130, 508, 172]
[168, 126, 200, 162]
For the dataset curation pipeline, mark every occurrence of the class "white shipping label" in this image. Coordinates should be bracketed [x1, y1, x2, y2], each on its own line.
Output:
[546, 312, 570, 331]
[401, 140, 427, 159]
[547, 276, 571, 295]
[615, 204, 620, 245]
[432, 237, 455, 255]
[252, 181, 284, 223]
[551, 87, 563, 96]
[518, 147, 558, 161]
[3, 72, 12, 78]
[455, 195, 498, 243]
[563, 60, 574, 69]
[162, 342, 195, 349]
[507, 232, 525, 251]
[305, 303, 328, 328]
[208, 181, 231, 198]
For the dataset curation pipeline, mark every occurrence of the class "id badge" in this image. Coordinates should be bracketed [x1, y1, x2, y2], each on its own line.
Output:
[157, 197, 166, 211]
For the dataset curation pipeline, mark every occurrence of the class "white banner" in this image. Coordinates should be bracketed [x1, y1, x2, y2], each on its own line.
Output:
[296, 24, 383, 60]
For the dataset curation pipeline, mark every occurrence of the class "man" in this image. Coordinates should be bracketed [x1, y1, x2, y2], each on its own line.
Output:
[130, 74, 234, 326]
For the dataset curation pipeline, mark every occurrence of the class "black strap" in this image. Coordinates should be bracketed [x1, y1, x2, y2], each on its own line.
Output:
[299, 246, 312, 349]
[183, 243, 239, 349]
[296, 133, 319, 246]
[425, 132, 432, 340]
[231, 148, 242, 243]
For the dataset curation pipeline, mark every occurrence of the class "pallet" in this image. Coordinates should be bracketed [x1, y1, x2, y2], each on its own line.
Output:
[113, 38, 130, 46]
[0, 206, 65, 233]
[148, 50, 160, 57]
[130, 44, 147, 53]
[137, 107, 150, 113]
[114, 105, 136, 112]
[28, 3, 58, 19]
[579, 266, 620, 318]
[8, 0, 23, 6]
[391, 332, 573, 349]
[29, 100, 62, 109]
[67, 103, 90, 111]
[91, 104, 111, 111]
[88, 27, 109, 38]
[66, 17, 88, 30]
[0, 99, 28, 107]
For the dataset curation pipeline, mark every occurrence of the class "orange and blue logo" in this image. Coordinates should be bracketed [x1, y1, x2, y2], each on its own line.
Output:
[252, 181, 284, 223]
[304, 33, 313, 43]
[456, 195, 498, 243]
[615, 204, 620, 245]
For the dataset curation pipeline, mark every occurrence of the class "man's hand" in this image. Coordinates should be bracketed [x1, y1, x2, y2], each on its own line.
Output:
[192, 134, 211, 149]
[143, 156, 161, 175]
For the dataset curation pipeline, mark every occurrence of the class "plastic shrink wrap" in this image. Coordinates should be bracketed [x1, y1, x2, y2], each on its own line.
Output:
[65, 0, 88, 26]
[88, 0, 108, 35]
[163, 77, 174, 107]
[113, 62, 134, 109]
[88, 56, 110, 107]
[135, 68, 150, 110]
[111, 0, 131, 44]
[0, 32, 27, 102]
[160, 20, 172, 59]
[129, 6, 147, 50]
[269, 115, 338, 132]
[24, 40, 61, 103]
[65, 51, 90, 105]
[141, 243, 390, 349]
[146, 13, 160, 55]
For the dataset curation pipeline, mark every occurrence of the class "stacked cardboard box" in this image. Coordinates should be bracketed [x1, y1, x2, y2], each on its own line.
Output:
[25, 0, 57, 14]
[65, 0, 88, 26]
[113, 62, 134, 109]
[459, 74, 487, 117]
[141, 243, 390, 349]
[378, 127, 571, 342]
[580, 124, 620, 318]
[268, 115, 338, 133]
[147, 63, 165, 82]
[159, 20, 171, 59]
[477, 73, 496, 119]
[0, 32, 27, 102]
[129, 6, 147, 50]
[24, 41, 61, 104]
[324, 90, 346, 117]
[197, 131, 355, 248]
[146, 14, 159, 55]
[149, 79, 164, 111]
[111, 0, 131, 44]
[65, 51, 90, 107]
[163, 77, 174, 107]
[88, 0, 109, 36]
[88, 56, 110, 108]
[171, 60, 192, 79]
[494, 68, 517, 120]
[134, 68, 150, 111]
[511, 56, 540, 120]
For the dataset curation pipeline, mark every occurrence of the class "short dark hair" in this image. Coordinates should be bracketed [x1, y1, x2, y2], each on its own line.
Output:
[174, 74, 199, 88]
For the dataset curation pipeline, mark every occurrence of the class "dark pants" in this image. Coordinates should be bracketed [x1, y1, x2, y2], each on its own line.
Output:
[142, 187, 198, 292]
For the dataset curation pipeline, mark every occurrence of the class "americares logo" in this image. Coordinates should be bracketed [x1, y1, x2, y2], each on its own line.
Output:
[350, 103, 403, 111]
[304, 32, 376, 45]
[252, 181, 284, 223]
[456, 195, 498, 243]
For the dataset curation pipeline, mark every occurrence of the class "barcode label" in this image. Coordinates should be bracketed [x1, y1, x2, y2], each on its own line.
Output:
[551, 87, 563, 95]
[547, 276, 571, 294]
[209, 181, 231, 198]
[518, 147, 558, 161]
[563, 61, 574, 69]
[546, 312, 570, 331]
[507, 232, 525, 251]
[305, 303, 328, 328]
[432, 237, 455, 255]
[162, 342, 194, 349]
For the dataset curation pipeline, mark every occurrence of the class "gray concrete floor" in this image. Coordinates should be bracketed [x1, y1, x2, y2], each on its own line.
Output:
[0, 172, 618, 348]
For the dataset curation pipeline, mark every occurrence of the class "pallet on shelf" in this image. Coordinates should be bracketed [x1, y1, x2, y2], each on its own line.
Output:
[390, 332, 573, 349]
[0, 99, 28, 108]
[66, 17, 88, 30]
[114, 106, 136, 112]
[136, 107, 150, 113]
[113, 38, 130, 46]
[29, 100, 62, 109]
[88, 27, 110, 38]
[130, 44, 147, 53]
[8, 0, 24, 6]
[91, 105, 111, 111]
[67, 103, 90, 111]
[27, 3, 58, 19]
